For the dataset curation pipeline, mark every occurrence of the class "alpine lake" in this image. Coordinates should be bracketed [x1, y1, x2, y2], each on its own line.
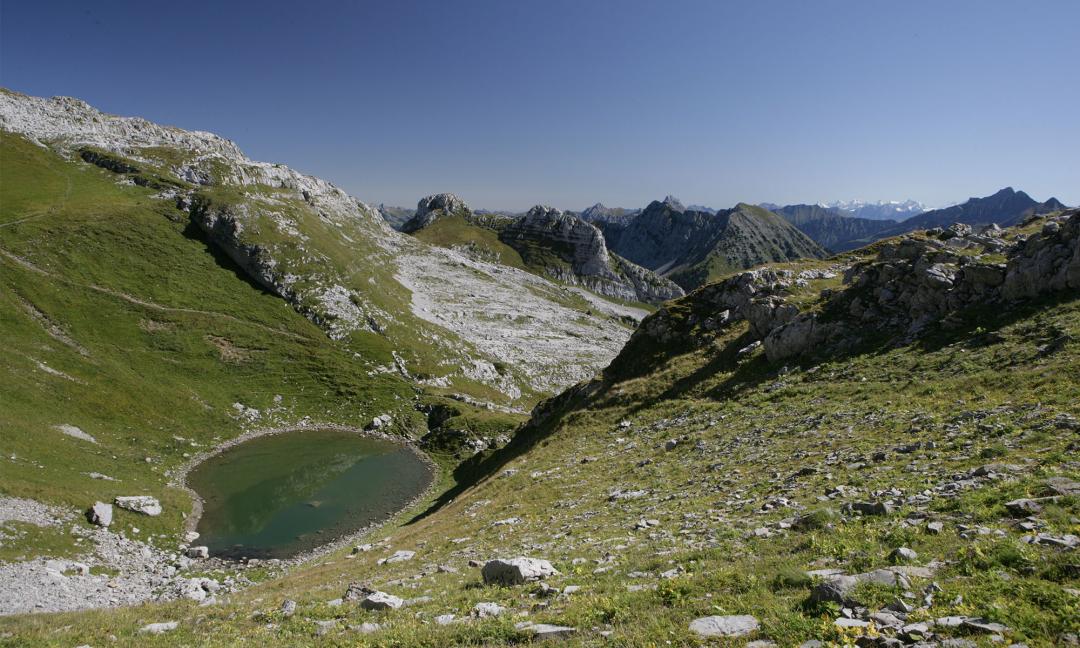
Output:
[187, 429, 433, 559]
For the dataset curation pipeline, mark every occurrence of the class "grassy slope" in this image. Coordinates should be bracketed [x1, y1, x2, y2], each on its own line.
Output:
[4, 215, 1076, 645]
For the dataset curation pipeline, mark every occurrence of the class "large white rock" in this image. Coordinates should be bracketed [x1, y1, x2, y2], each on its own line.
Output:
[115, 495, 162, 516]
[87, 501, 112, 527]
[689, 615, 760, 638]
[359, 591, 404, 611]
[516, 622, 577, 640]
[481, 557, 558, 585]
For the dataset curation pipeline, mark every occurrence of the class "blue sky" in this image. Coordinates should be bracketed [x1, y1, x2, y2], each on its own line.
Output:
[2, 1, 1077, 211]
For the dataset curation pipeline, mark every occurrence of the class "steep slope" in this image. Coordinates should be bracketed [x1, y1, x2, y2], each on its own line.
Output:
[8, 213, 1076, 646]
[0, 90, 641, 406]
[883, 187, 1065, 234]
[403, 196, 683, 304]
[601, 198, 828, 290]
[772, 203, 899, 252]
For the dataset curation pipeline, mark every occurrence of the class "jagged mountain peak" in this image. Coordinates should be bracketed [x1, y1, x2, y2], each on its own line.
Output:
[661, 195, 684, 211]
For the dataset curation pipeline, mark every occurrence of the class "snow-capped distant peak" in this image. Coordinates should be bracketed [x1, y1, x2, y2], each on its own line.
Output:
[821, 199, 927, 221]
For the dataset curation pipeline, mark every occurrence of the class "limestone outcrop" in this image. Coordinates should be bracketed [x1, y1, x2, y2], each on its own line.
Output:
[401, 193, 469, 233]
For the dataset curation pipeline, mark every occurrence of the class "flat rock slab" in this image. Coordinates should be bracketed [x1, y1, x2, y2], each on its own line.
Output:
[689, 615, 760, 638]
[139, 621, 178, 634]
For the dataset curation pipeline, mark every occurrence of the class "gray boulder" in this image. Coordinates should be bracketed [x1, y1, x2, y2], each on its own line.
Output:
[359, 590, 404, 611]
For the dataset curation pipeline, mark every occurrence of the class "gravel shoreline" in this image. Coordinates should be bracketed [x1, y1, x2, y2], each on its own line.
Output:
[0, 422, 439, 615]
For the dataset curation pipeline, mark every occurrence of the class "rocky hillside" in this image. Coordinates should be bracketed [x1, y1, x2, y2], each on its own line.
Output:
[771, 203, 899, 252]
[616, 210, 1080, 375]
[0, 89, 647, 405]
[596, 197, 828, 290]
[401, 195, 683, 304]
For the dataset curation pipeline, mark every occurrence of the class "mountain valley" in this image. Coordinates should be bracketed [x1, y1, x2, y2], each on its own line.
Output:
[0, 90, 1077, 648]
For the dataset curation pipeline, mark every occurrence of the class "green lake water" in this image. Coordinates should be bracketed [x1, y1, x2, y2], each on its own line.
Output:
[187, 430, 432, 559]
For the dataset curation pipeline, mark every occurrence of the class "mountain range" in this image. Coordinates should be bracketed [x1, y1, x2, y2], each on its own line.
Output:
[585, 197, 827, 290]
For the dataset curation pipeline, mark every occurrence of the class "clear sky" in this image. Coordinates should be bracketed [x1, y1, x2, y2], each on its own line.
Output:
[2, 1, 1077, 211]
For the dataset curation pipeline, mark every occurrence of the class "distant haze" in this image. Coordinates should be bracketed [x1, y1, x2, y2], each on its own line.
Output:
[2, 1, 1077, 210]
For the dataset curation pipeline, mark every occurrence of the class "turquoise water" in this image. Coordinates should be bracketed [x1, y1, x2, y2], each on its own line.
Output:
[187, 430, 432, 559]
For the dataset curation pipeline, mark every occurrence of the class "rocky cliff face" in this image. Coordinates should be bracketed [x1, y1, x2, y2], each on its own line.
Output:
[613, 210, 1080, 375]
